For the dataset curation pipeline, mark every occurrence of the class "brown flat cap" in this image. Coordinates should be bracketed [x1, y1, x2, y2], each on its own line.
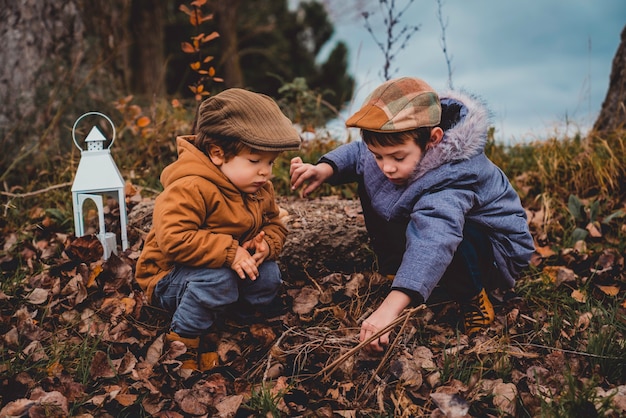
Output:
[196, 88, 301, 151]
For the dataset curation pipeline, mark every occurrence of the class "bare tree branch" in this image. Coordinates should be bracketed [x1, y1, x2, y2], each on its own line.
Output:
[362, 0, 420, 80]
[436, 0, 454, 89]
[1, 182, 72, 198]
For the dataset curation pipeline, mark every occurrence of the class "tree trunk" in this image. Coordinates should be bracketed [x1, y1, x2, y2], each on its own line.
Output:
[129, 0, 165, 96]
[593, 25, 626, 133]
[0, 0, 165, 179]
[212, 0, 244, 88]
[0, 0, 85, 171]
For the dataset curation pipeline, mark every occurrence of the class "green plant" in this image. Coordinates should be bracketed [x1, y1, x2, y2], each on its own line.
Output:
[585, 301, 626, 384]
[245, 383, 287, 417]
[537, 372, 612, 417]
[565, 194, 626, 247]
[74, 335, 106, 385]
[439, 336, 478, 384]
[277, 77, 339, 129]
[0, 261, 29, 295]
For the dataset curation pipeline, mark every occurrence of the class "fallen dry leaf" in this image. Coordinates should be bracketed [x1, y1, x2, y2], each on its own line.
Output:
[26, 288, 49, 305]
[535, 245, 556, 258]
[586, 222, 602, 238]
[391, 360, 423, 391]
[215, 394, 244, 417]
[289, 286, 320, 314]
[571, 289, 587, 303]
[596, 284, 620, 296]
[492, 381, 518, 416]
[543, 265, 576, 287]
[90, 350, 116, 379]
[577, 311, 593, 331]
[430, 392, 469, 417]
[249, 323, 276, 346]
[0, 399, 33, 417]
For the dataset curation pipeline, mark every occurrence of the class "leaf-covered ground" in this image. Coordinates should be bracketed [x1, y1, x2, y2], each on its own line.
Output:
[1, 190, 625, 417]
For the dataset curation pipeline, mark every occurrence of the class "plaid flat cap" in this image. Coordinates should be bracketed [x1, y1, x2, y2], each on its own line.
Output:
[346, 77, 441, 132]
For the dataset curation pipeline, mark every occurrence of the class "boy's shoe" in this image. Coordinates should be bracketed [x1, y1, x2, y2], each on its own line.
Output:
[199, 333, 220, 371]
[165, 331, 200, 371]
[165, 331, 219, 372]
[460, 289, 495, 336]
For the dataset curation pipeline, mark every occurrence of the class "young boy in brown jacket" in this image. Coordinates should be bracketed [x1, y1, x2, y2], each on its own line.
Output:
[136, 88, 300, 371]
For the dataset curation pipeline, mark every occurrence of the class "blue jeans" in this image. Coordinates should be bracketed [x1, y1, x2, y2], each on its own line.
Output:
[438, 221, 498, 301]
[153, 261, 282, 336]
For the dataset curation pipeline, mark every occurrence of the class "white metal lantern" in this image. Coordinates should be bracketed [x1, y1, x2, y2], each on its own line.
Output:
[71, 112, 128, 259]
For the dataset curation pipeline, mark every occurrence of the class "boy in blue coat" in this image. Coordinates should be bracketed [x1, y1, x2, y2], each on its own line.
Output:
[290, 77, 534, 351]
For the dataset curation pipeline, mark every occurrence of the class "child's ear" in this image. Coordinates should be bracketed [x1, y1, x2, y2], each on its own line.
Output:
[426, 127, 444, 150]
[208, 145, 225, 165]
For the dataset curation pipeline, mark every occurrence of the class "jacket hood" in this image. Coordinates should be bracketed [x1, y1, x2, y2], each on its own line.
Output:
[160, 135, 239, 195]
[412, 89, 491, 180]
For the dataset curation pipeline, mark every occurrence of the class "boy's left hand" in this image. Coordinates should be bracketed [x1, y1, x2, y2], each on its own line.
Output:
[242, 231, 270, 266]
[360, 290, 411, 353]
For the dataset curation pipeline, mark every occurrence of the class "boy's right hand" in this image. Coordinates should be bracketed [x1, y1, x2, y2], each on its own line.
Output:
[242, 231, 270, 265]
[289, 157, 334, 197]
[231, 246, 260, 280]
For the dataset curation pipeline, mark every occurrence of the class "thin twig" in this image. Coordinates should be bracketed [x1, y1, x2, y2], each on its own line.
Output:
[315, 304, 425, 380]
[0, 181, 72, 198]
[262, 328, 290, 383]
[518, 342, 625, 360]
[358, 305, 415, 400]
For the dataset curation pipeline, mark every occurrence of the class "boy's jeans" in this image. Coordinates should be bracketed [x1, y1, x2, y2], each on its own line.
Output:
[438, 221, 499, 301]
[153, 261, 282, 336]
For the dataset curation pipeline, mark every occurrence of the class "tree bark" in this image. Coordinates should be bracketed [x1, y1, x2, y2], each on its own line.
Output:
[593, 25, 626, 133]
[0, 0, 165, 178]
[129, 0, 165, 95]
[0, 0, 85, 168]
[211, 0, 244, 88]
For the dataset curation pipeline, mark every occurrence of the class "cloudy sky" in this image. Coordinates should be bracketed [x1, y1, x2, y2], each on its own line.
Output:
[320, 1, 625, 144]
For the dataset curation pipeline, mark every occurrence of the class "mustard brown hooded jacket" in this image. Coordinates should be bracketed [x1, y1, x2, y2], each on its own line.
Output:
[135, 136, 288, 302]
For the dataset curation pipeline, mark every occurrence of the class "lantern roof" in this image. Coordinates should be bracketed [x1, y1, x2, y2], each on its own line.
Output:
[71, 149, 125, 192]
[85, 126, 107, 143]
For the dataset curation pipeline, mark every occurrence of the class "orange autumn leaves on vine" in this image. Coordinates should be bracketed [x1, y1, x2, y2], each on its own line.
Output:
[113, 95, 152, 138]
[179, 0, 223, 101]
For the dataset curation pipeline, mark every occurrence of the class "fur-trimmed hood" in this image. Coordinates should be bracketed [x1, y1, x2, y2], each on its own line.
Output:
[412, 89, 492, 180]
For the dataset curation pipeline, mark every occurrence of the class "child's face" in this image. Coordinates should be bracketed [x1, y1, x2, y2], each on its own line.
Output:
[217, 148, 280, 194]
[366, 139, 426, 186]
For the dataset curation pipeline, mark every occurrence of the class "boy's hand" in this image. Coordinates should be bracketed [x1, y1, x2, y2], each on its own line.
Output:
[360, 290, 411, 353]
[231, 246, 260, 280]
[242, 231, 270, 265]
[360, 311, 395, 353]
[289, 157, 334, 197]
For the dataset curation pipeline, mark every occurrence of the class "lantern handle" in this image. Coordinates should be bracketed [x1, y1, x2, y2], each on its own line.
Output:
[72, 111, 116, 151]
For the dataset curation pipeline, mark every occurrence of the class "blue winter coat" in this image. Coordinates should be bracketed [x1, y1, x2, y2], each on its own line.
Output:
[322, 90, 535, 300]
